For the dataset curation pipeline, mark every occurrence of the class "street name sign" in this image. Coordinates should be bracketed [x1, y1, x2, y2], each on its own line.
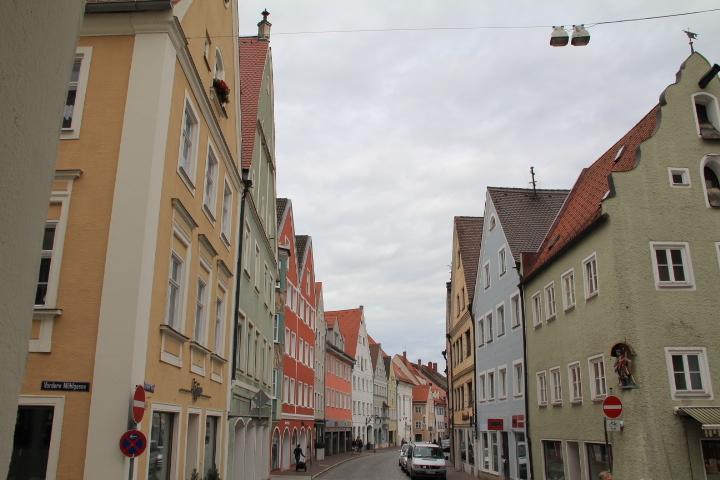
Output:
[602, 395, 623, 419]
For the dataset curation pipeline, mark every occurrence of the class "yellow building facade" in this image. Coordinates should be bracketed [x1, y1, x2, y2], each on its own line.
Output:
[13, 1, 243, 479]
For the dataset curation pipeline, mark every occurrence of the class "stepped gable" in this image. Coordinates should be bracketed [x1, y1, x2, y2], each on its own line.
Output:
[523, 106, 660, 279]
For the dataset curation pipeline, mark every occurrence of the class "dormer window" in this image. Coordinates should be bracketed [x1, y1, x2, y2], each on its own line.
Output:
[692, 93, 720, 140]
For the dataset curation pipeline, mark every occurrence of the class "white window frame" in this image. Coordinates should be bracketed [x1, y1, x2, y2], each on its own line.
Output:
[549, 367, 562, 405]
[536, 371, 548, 406]
[166, 248, 187, 330]
[531, 292, 543, 328]
[668, 167, 691, 188]
[583, 253, 599, 299]
[478, 373, 486, 402]
[692, 92, 720, 136]
[17, 395, 65, 480]
[60, 46, 93, 139]
[496, 302, 506, 337]
[568, 362, 582, 403]
[147, 404, 181, 480]
[544, 281, 557, 320]
[177, 94, 200, 188]
[487, 369, 496, 401]
[485, 312, 494, 343]
[498, 246, 507, 277]
[213, 47, 225, 81]
[477, 316, 485, 347]
[194, 274, 209, 345]
[588, 354, 608, 401]
[665, 347, 713, 399]
[649, 242, 695, 289]
[561, 268, 576, 311]
[498, 365, 507, 400]
[202, 142, 219, 219]
[510, 292, 521, 329]
[214, 285, 226, 355]
[513, 359, 524, 398]
[483, 261, 491, 289]
[220, 180, 233, 245]
[701, 154, 720, 208]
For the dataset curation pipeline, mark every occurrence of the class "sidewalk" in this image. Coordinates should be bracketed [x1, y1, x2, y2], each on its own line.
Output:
[270, 447, 395, 479]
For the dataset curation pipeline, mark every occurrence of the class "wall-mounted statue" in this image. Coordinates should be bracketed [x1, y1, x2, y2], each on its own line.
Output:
[611, 343, 637, 389]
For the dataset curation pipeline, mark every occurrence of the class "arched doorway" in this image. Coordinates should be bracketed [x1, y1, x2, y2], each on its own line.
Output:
[234, 420, 247, 480]
[271, 428, 280, 470]
[291, 429, 298, 467]
[245, 422, 256, 480]
[282, 428, 291, 470]
[366, 425, 372, 447]
[299, 428, 307, 460]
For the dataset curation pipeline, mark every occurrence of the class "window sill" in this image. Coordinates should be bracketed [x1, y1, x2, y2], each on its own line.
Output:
[656, 282, 695, 290]
[538, 403, 548, 408]
[177, 168, 196, 195]
[190, 340, 212, 355]
[592, 396, 606, 403]
[564, 304, 576, 313]
[585, 291, 599, 301]
[546, 314, 557, 322]
[533, 323, 542, 329]
[221, 232, 231, 248]
[672, 391, 712, 399]
[551, 401, 563, 407]
[202, 203, 216, 224]
[570, 399, 583, 405]
[60, 128, 80, 140]
[160, 323, 189, 342]
[211, 352, 227, 363]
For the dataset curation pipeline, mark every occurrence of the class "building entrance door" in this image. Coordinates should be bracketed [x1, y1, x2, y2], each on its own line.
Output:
[702, 440, 720, 480]
[567, 441, 581, 480]
[8, 406, 54, 478]
[501, 432, 510, 479]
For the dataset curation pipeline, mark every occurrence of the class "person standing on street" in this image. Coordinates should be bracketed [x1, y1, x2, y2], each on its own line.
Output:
[294, 444, 305, 471]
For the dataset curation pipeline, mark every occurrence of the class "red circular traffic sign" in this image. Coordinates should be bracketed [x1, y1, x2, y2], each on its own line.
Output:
[602, 395, 623, 419]
[132, 385, 146, 423]
[119, 429, 147, 458]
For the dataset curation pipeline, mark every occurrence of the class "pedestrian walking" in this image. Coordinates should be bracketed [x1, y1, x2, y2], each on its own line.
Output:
[294, 444, 306, 471]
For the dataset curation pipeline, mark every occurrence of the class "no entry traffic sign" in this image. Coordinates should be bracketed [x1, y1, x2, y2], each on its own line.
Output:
[603, 395, 623, 419]
[132, 385, 146, 423]
[119, 429, 147, 458]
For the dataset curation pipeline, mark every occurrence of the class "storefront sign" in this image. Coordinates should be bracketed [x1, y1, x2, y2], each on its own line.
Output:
[488, 418, 504, 430]
[41, 380, 90, 392]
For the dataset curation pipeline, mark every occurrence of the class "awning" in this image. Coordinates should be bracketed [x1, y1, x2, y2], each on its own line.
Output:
[676, 407, 720, 437]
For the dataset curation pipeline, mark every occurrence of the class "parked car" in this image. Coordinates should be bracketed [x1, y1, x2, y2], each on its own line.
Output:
[406, 442, 447, 479]
[399, 444, 410, 471]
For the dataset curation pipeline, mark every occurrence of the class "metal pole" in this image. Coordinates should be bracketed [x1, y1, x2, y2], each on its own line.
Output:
[603, 417, 612, 472]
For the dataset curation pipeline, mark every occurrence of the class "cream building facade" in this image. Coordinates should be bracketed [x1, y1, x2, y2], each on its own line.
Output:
[11, 1, 243, 479]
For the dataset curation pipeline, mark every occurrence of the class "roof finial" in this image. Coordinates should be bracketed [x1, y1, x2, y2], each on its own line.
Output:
[258, 9, 272, 41]
[683, 29, 698, 54]
[530, 166, 538, 196]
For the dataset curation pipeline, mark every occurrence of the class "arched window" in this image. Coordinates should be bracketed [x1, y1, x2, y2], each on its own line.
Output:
[692, 93, 720, 139]
[702, 155, 720, 207]
[214, 48, 225, 81]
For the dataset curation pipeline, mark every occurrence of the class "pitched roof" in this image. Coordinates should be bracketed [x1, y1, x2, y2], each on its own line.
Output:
[369, 343, 381, 371]
[415, 363, 447, 390]
[413, 385, 430, 402]
[523, 106, 660, 278]
[295, 235, 309, 267]
[454, 216, 484, 304]
[239, 37, 270, 169]
[276, 198, 288, 228]
[325, 308, 363, 358]
[368, 335, 378, 346]
[392, 360, 417, 385]
[488, 187, 570, 262]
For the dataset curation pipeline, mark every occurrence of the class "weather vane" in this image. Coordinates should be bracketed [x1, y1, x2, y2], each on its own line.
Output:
[683, 29, 698, 54]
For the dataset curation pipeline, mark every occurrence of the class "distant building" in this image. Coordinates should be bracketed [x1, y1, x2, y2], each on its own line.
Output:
[324, 315, 354, 455]
[369, 337, 390, 448]
[314, 283, 327, 456]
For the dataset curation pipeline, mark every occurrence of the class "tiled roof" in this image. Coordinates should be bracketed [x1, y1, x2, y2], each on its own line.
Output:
[454, 216, 483, 304]
[413, 385, 430, 403]
[276, 198, 288, 228]
[392, 360, 416, 384]
[488, 187, 570, 262]
[415, 363, 447, 390]
[369, 343, 381, 371]
[325, 308, 363, 358]
[239, 37, 270, 169]
[295, 235, 309, 267]
[523, 106, 660, 278]
[368, 335, 378, 345]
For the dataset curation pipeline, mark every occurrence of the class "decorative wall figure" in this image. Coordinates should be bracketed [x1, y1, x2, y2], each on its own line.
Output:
[611, 343, 637, 388]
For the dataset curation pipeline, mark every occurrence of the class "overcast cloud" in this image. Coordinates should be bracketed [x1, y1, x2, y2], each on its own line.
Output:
[238, 1, 720, 367]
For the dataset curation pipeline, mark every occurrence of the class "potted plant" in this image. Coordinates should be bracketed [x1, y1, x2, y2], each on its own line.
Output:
[315, 440, 325, 461]
[212, 78, 230, 105]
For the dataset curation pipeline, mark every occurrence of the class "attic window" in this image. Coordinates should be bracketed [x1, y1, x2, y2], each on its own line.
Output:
[489, 216, 497, 231]
[692, 93, 720, 140]
[613, 145, 625, 163]
[668, 168, 690, 188]
[703, 155, 720, 207]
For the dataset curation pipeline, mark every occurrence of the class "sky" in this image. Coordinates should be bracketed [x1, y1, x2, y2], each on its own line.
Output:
[238, 1, 720, 368]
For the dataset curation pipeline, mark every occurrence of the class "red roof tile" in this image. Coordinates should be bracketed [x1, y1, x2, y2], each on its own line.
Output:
[523, 106, 660, 278]
[325, 308, 363, 358]
[392, 361, 415, 384]
[413, 385, 430, 402]
[239, 37, 270, 169]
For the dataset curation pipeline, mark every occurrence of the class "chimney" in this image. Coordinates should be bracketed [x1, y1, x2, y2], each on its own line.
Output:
[257, 9, 272, 41]
[403, 351, 407, 360]
[359, 305, 364, 311]
[418, 359, 422, 366]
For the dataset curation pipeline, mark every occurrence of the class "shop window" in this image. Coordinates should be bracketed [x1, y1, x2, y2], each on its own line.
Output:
[543, 440, 565, 480]
[150, 411, 177, 480]
[702, 439, 720, 480]
[586, 443, 612, 480]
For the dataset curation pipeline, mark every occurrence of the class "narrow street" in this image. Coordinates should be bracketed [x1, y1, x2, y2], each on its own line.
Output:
[318, 450, 471, 480]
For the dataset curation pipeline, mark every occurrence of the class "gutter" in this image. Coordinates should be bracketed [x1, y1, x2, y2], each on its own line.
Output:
[85, 0, 172, 13]
[516, 263, 535, 480]
[231, 172, 253, 380]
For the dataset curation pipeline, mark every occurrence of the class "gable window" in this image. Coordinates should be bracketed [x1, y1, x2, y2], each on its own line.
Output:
[496, 304, 505, 337]
[536, 371, 548, 406]
[693, 93, 720, 139]
[568, 362, 582, 403]
[668, 168, 691, 187]
[220, 181, 232, 244]
[513, 360, 524, 397]
[531, 293, 543, 328]
[61, 47, 92, 139]
[510, 293, 521, 329]
[178, 98, 199, 186]
[650, 242, 694, 289]
[484, 262, 491, 289]
[544, 282, 557, 320]
[203, 145, 219, 218]
[665, 347, 712, 398]
[489, 215, 497, 231]
[583, 253, 599, 299]
[588, 355, 607, 400]
[703, 155, 720, 207]
[549, 367, 562, 405]
[166, 253, 184, 329]
[498, 247, 507, 276]
[561, 269, 576, 311]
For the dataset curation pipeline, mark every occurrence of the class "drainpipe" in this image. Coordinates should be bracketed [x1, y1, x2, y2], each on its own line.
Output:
[470, 306, 479, 473]
[443, 336, 454, 466]
[516, 262, 535, 480]
[231, 172, 253, 380]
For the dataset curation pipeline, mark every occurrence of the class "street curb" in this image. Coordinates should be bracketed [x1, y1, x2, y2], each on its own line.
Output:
[312, 449, 392, 479]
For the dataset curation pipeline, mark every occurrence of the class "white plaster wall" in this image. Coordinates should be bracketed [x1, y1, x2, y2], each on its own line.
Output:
[0, 1, 84, 475]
